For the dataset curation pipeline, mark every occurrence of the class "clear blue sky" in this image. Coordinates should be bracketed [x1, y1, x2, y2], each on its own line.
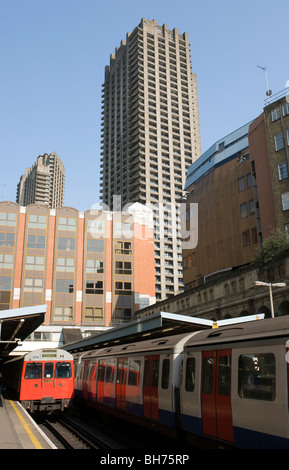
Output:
[1, 0, 288, 211]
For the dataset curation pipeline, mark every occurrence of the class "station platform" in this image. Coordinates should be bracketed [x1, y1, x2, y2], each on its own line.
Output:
[0, 395, 56, 449]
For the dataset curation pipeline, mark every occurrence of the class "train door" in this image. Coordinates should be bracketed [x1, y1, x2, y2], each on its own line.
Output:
[201, 349, 233, 443]
[143, 355, 159, 420]
[42, 362, 55, 397]
[116, 357, 128, 409]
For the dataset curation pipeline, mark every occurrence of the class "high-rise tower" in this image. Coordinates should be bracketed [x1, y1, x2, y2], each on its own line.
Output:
[17, 152, 65, 209]
[100, 18, 201, 300]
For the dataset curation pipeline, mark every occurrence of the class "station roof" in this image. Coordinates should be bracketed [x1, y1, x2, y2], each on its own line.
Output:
[0, 305, 46, 357]
[62, 312, 214, 353]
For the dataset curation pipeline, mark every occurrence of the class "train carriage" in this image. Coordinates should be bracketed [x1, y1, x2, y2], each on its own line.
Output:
[3, 348, 74, 413]
[74, 332, 195, 435]
[180, 317, 289, 448]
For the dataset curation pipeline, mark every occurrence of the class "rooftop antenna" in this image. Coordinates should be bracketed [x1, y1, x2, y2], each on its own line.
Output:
[257, 66, 272, 101]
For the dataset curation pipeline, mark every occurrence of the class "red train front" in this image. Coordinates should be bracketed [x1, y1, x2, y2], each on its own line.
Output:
[4, 348, 74, 412]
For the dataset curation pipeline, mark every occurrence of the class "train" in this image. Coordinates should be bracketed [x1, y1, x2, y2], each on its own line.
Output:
[3, 348, 74, 413]
[73, 315, 289, 449]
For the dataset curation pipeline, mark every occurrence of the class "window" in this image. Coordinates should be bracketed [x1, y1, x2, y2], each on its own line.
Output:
[249, 199, 255, 215]
[113, 308, 132, 322]
[115, 241, 132, 254]
[128, 360, 141, 386]
[0, 276, 11, 291]
[87, 239, 104, 252]
[44, 363, 53, 378]
[55, 362, 72, 378]
[86, 259, 103, 274]
[0, 232, 14, 247]
[283, 103, 289, 116]
[114, 222, 131, 238]
[58, 216, 76, 231]
[0, 253, 13, 269]
[202, 356, 214, 394]
[238, 353, 275, 400]
[218, 355, 231, 396]
[271, 107, 281, 121]
[240, 203, 248, 218]
[24, 363, 42, 379]
[242, 230, 250, 246]
[115, 281, 132, 295]
[84, 307, 103, 323]
[282, 192, 289, 211]
[247, 173, 252, 188]
[25, 255, 44, 270]
[27, 234, 45, 249]
[185, 357, 195, 391]
[251, 227, 258, 245]
[0, 212, 16, 227]
[161, 359, 170, 389]
[56, 279, 74, 293]
[28, 214, 47, 229]
[274, 133, 285, 151]
[278, 161, 288, 180]
[57, 237, 75, 251]
[238, 177, 245, 192]
[87, 219, 104, 235]
[56, 257, 75, 272]
[24, 277, 43, 292]
[115, 261, 131, 274]
[54, 306, 73, 322]
[85, 281, 103, 294]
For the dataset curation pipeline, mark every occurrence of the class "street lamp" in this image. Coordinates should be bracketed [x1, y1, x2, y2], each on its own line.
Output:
[254, 281, 286, 318]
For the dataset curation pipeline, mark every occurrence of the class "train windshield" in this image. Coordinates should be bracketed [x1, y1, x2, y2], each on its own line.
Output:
[24, 362, 42, 379]
[44, 363, 53, 378]
[55, 362, 72, 378]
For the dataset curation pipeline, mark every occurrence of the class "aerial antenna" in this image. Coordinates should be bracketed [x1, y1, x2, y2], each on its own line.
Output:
[257, 66, 272, 101]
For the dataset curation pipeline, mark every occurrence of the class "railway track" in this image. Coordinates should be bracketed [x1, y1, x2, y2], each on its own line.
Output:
[39, 414, 133, 449]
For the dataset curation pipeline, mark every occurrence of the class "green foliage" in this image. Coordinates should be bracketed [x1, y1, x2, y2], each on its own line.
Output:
[254, 229, 289, 274]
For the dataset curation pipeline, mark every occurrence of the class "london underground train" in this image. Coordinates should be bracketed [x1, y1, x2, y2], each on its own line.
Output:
[73, 316, 289, 449]
[3, 349, 74, 412]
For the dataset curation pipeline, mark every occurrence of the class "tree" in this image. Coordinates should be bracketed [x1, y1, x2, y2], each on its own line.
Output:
[254, 229, 289, 276]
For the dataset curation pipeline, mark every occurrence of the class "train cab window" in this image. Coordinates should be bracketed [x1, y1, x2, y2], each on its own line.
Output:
[185, 357, 195, 392]
[55, 362, 72, 378]
[238, 353, 276, 401]
[25, 363, 42, 379]
[161, 359, 170, 389]
[44, 363, 54, 378]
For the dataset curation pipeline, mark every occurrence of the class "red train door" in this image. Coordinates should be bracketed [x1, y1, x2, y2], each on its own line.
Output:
[143, 356, 159, 420]
[116, 357, 128, 409]
[201, 349, 233, 443]
[42, 362, 55, 396]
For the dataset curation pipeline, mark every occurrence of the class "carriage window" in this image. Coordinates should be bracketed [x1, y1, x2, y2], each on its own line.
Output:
[185, 357, 195, 392]
[218, 355, 231, 396]
[44, 363, 54, 378]
[97, 362, 106, 381]
[128, 360, 141, 386]
[55, 362, 72, 378]
[238, 353, 276, 401]
[25, 363, 42, 379]
[161, 359, 170, 389]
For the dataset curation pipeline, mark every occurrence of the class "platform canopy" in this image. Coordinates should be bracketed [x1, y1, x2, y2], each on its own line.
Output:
[62, 312, 214, 353]
[0, 304, 46, 357]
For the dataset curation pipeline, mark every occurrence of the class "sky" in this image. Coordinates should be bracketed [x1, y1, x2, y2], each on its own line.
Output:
[0, 0, 288, 211]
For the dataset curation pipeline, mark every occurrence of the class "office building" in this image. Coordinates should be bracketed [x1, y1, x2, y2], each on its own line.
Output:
[16, 152, 65, 209]
[100, 18, 201, 300]
[183, 87, 289, 290]
[0, 201, 155, 348]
